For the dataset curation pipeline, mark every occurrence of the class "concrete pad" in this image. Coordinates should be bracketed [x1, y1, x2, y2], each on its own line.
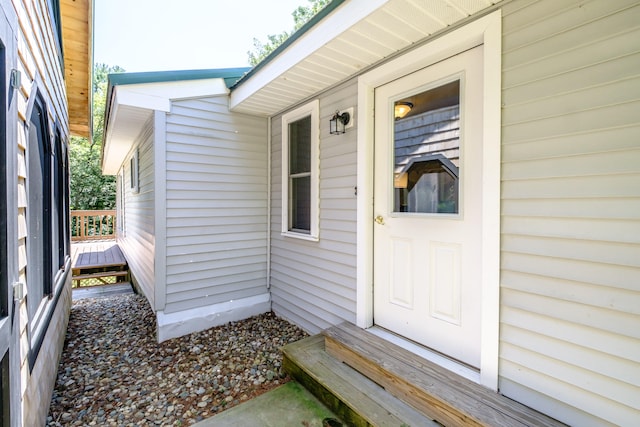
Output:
[72, 283, 134, 300]
[193, 381, 341, 427]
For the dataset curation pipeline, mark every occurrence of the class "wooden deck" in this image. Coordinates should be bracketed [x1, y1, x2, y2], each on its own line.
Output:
[71, 241, 126, 270]
[71, 241, 129, 287]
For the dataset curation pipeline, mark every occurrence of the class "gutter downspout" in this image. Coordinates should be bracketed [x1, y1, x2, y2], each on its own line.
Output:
[266, 117, 272, 290]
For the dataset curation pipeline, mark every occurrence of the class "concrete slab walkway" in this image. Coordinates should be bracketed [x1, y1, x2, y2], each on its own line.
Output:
[193, 381, 341, 427]
[71, 283, 134, 300]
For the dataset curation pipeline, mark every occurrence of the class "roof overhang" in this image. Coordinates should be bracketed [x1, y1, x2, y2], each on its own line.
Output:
[230, 0, 502, 117]
[60, 0, 93, 137]
[102, 70, 248, 175]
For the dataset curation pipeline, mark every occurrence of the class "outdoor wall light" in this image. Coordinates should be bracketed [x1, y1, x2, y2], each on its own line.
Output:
[394, 101, 413, 119]
[329, 110, 350, 135]
[10, 69, 21, 89]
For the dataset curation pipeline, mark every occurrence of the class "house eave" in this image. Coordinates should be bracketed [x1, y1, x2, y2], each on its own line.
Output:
[61, 0, 93, 137]
[101, 74, 237, 175]
[230, 0, 503, 117]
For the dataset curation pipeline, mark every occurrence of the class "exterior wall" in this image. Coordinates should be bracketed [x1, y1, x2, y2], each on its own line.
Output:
[267, 0, 639, 424]
[23, 277, 71, 426]
[498, 0, 640, 425]
[153, 96, 270, 341]
[3, 0, 75, 424]
[270, 80, 358, 334]
[163, 96, 269, 313]
[117, 120, 156, 307]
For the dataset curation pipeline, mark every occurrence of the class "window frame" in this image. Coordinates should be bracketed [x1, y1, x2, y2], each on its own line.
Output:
[47, 0, 64, 67]
[26, 92, 53, 322]
[0, 36, 8, 321]
[118, 167, 126, 236]
[25, 89, 70, 369]
[53, 128, 66, 270]
[129, 148, 139, 193]
[281, 100, 320, 241]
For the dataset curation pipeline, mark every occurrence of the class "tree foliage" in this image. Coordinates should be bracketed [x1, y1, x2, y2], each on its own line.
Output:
[247, 0, 332, 66]
[68, 136, 115, 210]
[69, 63, 124, 210]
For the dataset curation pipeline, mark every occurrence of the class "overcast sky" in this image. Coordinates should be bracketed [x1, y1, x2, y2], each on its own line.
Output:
[94, 0, 308, 72]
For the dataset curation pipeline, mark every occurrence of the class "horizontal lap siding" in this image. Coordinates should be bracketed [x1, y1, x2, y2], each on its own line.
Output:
[119, 123, 156, 307]
[10, 0, 75, 423]
[164, 97, 268, 314]
[271, 80, 358, 334]
[500, 1, 640, 425]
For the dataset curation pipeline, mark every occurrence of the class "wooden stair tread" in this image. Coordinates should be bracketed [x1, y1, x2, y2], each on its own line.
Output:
[283, 334, 440, 427]
[323, 322, 565, 427]
[72, 270, 129, 280]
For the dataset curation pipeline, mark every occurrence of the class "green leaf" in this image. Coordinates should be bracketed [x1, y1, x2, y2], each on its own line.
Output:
[247, 0, 332, 66]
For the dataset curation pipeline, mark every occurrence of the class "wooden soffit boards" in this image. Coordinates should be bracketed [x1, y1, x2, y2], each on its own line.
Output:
[61, 0, 93, 137]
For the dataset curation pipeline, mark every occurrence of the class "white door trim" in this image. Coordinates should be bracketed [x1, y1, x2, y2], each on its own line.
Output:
[355, 10, 501, 390]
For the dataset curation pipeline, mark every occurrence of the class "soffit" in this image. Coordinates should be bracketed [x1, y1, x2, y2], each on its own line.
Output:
[230, 0, 501, 116]
[61, 0, 93, 137]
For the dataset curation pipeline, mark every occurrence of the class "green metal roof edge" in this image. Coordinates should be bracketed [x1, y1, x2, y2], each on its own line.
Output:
[102, 67, 249, 172]
[108, 67, 251, 90]
[231, 0, 346, 90]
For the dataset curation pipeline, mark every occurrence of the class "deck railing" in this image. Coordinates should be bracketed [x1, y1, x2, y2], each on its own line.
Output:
[71, 210, 116, 241]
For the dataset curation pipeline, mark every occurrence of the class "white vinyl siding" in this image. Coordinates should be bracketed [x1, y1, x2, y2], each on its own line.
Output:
[271, 80, 358, 334]
[118, 121, 156, 307]
[7, 0, 80, 423]
[163, 97, 268, 314]
[499, 0, 640, 425]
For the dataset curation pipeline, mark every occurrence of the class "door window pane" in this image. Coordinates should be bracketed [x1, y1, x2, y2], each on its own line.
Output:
[393, 80, 460, 213]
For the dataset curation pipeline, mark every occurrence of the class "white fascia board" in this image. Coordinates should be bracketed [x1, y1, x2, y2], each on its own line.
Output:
[114, 87, 171, 112]
[230, 0, 389, 111]
[116, 78, 230, 110]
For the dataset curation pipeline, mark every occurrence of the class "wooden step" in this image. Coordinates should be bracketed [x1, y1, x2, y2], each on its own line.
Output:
[323, 322, 566, 427]
[283, 334, 440, 427]
[72, 270, 129, 281]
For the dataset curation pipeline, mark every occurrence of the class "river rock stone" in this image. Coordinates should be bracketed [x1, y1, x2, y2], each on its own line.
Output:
[47, 293, 307, 426]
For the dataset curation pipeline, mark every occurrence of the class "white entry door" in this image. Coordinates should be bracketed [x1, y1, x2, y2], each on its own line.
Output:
[373, 46, 484, 368]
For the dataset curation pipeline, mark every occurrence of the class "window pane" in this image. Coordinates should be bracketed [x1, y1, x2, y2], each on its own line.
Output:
[27, 100, 50, 318]
[289, 116, 311, 174]
[0, 43, 7, 319]
[290, 176, 310, 232]
[53, 132, 64, 270]
[393, 80, 460, 213]
[130, 156, 135, 188]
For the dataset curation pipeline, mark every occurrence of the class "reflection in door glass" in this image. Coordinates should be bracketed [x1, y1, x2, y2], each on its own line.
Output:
[393, 80, 460, 213]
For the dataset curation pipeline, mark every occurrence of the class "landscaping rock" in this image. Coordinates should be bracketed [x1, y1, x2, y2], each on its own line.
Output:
[47, 294, 307, 426]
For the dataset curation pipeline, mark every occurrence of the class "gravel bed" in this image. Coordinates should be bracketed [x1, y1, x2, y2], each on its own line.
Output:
[47, 293, 308, 426]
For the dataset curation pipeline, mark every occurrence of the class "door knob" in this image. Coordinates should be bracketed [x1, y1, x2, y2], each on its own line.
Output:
[374, 215, 385, 225]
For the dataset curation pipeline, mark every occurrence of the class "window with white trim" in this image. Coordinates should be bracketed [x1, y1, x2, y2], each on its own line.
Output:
[130, 148, 139, 193]
[281, 100, 319, 240]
